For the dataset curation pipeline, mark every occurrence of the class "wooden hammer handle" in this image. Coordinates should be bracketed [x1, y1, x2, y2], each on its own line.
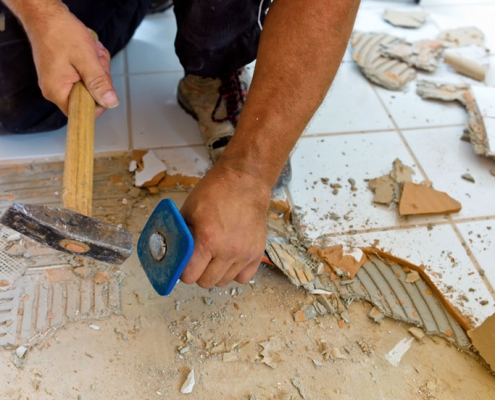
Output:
[62, 82, 95, 217]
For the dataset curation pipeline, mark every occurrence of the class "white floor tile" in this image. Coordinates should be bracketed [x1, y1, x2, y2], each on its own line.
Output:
[457, 219, 495, 291]
[425, 4, 495, 51]
[331, 224, 495, 325]
[153, 146, 211, 177]
[304, 63, 394, 135]
[374, 80, 468, 129]
[111, 50, 125, 76]
[0, 76, 129, 164]
[403, 127, 495, 219]
[126, 14, 182, 74]
[129, 72, 202, 149]
[288, 132, 448, 240]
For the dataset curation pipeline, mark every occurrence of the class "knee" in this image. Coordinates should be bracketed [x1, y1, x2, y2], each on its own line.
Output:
[0, 93, 67, 134]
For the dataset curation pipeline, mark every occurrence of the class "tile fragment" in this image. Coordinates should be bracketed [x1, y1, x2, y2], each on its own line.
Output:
[399, 182, 462, 216]
[383, 9, 428, 29]
[351, 31, 416, 90]
[381, 39, 444, 72]
[438, 27, 485, 48]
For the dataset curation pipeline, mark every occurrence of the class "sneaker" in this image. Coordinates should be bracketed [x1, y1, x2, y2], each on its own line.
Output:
[177, 69, 292, 187]
[177, 69, 249, 163]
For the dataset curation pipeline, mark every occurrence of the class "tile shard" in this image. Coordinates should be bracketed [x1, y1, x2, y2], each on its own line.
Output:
[307, 245, 367, 279]
[385, 337, 414, 366]
[383, 9, 428, 29]
[351, 31, 416, 90]
[468, 313, 495, 371]
[368, 158, 414, 206]
[380, 39, 444, 72]
[438, 27, 485, 48]
[133, 150, 167, 188]
[416, 80, 494, 159]
[180, 369, 195, 394]
[443, 52, 486, 82]
[399, 182, 462, 216]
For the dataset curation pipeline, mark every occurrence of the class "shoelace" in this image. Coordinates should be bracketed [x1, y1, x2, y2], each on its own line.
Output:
[211, 70, 247, 127]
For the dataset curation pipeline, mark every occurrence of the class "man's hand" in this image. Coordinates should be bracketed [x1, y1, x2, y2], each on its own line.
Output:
[180, 163, 271, 288]
[4, 0, 118, 117]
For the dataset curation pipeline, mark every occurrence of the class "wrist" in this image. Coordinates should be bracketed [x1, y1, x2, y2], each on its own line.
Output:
[212, 161, 273, 208]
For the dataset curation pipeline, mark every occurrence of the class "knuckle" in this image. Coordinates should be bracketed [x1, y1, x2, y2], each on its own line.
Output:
[86, 73, 112, 93]
[180, 270, 197, 285]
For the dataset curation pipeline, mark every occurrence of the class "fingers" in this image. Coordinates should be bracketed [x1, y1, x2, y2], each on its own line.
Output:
[76, 51, 119, 110]
[180, 241, 212, 285]
[234, 261, 261, 284]
[217, 255, 262, 287]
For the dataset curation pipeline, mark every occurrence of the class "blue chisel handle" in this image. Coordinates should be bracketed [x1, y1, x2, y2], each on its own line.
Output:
[137, 199, 194, 296]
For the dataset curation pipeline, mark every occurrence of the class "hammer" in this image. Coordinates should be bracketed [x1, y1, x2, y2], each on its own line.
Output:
[0, 82, 132, 265]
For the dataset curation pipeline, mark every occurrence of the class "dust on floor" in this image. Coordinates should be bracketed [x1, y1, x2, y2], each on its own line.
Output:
[0, 156, 495, 399]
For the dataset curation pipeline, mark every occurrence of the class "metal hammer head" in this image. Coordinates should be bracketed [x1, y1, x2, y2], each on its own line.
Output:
[137, 199, 194, 296]
[0, 203, 132, 265]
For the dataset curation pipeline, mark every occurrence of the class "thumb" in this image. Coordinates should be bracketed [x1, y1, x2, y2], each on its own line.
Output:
[78, 60, 119, 109]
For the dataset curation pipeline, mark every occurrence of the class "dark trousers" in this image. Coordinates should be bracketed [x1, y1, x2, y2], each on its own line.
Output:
[0, 0, 268, 133]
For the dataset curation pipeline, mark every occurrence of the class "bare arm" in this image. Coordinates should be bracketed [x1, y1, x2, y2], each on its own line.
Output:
[181, 0, 360, 288]
[223, 0, 360, 186]
[3, 0, 118, 116]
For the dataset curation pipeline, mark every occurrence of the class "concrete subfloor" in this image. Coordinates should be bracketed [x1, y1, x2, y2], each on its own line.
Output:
[0, 157, 494, 399]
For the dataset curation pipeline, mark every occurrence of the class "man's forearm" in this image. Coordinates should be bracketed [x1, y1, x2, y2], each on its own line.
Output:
[220, 0, 360, 187]
[2, 0, 66, 34]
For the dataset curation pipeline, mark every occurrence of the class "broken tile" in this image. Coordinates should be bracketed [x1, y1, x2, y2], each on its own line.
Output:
[391, 158, 415, 184]
[368, 307, 385, 324]
[291, 379, 307, 400]
[308, 245, 367, 279]
[461, 173, 475, 183]
[351, 31, 416, 90]
[383, 9, 428, 29]
[380, 39, 444, 72]
[443, 52, 486, 82]
[470, 86, 495, 157]
[294, 305, 318, 322]
[134, 150, 167, 188]
[438, 27, 485, 48]
[416, 80, 469, 103]
[180, 369, 195, 394]
[408, 327, 426, 341]
[406, 271, 421, 283]
[368, 175, 396, 205]
[385, 337, 414, 366]
[468, 313, 495, 371]
[416, 81, 492, 158]
[399, 182, 462, 216]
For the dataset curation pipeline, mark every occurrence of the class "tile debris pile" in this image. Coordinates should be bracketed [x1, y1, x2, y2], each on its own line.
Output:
[352, 10, 494, 161]
[264, 196, 495, 372]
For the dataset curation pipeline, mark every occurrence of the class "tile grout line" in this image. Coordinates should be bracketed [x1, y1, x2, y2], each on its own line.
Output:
[301, 123, 467, 139]
[122, 48, 134, 151]
[321, 214, 495, 239]
[450, 221, 495, 300]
